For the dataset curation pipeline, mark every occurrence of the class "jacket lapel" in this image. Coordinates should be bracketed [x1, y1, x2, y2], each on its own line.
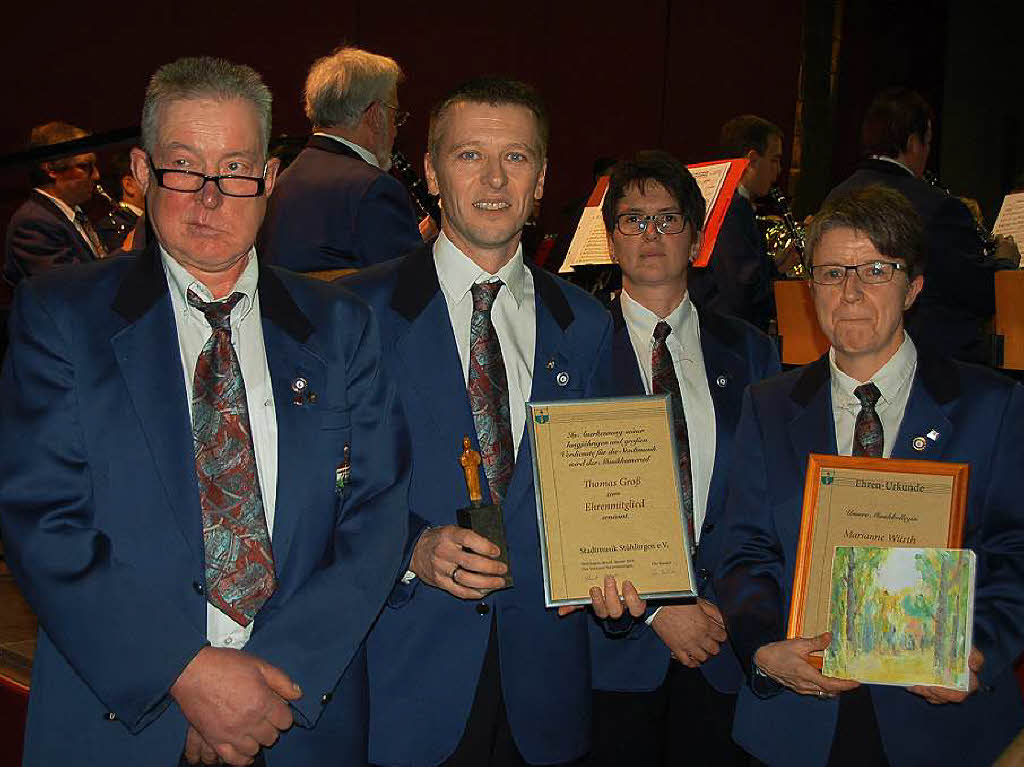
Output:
[609, 298, 645, 396]
[787, 355, 838, 462]
[257, 267, 322, 575]
[890, 355, 957, 461]
[110, 244, 202, 557]
[31, 190, 96, 261]
[697, 307, 751, 514]
[390, 246, 478, 457]
[505, 266, 578, 517]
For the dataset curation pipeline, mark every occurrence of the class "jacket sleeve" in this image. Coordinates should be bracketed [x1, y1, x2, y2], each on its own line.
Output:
[0, 282, 207, 733]
[713, 388, 786, 680]
[971, 383, 1024, 684]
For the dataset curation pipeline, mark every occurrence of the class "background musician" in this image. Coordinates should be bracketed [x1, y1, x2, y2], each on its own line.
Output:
[258, 46, 423, 273]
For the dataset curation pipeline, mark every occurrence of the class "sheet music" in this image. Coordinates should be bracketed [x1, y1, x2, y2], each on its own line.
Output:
[689, 161, 731, 225]
[560, 193, 612, 272]
[993, 192, 1024, 253]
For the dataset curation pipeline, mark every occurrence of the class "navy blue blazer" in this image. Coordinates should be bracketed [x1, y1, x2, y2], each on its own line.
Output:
[0, 244, 410, 765]
[715, 354, 1024, 766]
[828, 160, 996, 363]
[258, 136, 422, 272]
[689, 192, 776, 332]
[343, 246, 614, 767]
[589, 297, 780, 695]
[3, 190, 96, 286]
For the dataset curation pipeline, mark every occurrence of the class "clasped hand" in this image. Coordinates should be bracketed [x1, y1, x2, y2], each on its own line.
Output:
[172, 646, 301, 765]
[410, 525, 508, 598]
[652, 600, 728, 668]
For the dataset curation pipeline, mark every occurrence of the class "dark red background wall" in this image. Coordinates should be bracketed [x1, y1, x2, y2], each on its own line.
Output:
[0, 0, 804, 242]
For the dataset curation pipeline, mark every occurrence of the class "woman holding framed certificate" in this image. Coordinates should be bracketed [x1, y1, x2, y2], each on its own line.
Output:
[714, 186, 1024, 766]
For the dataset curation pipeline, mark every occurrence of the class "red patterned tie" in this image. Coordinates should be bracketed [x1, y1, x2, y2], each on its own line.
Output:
[651, 321, 696, 553]
[852, 382, 883, 458]
[468, 281, 515, 504]
[189, 290, 276, 626]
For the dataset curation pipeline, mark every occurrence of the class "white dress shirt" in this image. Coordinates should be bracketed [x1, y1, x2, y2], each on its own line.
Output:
[830, 332, 917, 458]
[620, 288, 716, 544]
[34, 187, 103, 258]
[162, 248, 278, 649]
[312, 132, 380, 168]
[434, 231, 536, 458]
[868, 154, 916, 177]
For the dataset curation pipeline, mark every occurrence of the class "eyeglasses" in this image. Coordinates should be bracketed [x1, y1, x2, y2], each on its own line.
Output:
[377, 101, 410, 128]
[615, 212, 687, 236]
[146, 155, 267, 198]
[810, 260, 908, 285]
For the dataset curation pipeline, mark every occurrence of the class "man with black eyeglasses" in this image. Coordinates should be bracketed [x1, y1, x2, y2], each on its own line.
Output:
[587, 150, 779, 766]
[1, 56, 409, 766]
[259, 46, 425, 273]
[714, 185, 1024, 766]
[3, 121, 107, 288]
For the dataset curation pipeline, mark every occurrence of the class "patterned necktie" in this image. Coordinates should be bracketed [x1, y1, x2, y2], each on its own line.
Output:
[853, 382, 883, 458]
[651, 321, 696, 553]
[189, 290, 275, 626]
[74, 208, 108, 259]
[468, 281, 515, 504]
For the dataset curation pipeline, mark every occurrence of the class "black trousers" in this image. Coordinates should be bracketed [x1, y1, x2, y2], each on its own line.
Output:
[442, 617, 583, 767]
[827, 686, 889, 766]
[588, 662, 752, 766]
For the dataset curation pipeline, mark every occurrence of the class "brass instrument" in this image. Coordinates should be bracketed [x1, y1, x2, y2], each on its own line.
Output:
[94, 182, 117, 208]
[760, 187, 806, 279]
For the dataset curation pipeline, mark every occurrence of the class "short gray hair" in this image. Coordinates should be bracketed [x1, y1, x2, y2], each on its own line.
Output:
[141, 57, 273, 157]
[304, 47, 403, 130]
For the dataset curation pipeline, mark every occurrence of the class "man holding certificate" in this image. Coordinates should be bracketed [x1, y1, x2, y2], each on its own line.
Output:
[715, 186, 1024, 766]
[587, 151, 780, 766]
[344, 78, 640, 767]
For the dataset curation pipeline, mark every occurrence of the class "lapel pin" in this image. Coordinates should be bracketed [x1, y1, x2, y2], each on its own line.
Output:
[926, 429, 939, 441]
[546, 358, 556, 370]
[291, 377, 313, 406]
[716, 374, 729, 388]
[556, 371, 570, 387]
[335, 443, 351, 492]
[912, 436, 927, 452]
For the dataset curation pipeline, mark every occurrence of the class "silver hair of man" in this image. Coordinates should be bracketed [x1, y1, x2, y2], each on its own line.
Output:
[304, 47, 403, 130]
[140, 57, 273, 158]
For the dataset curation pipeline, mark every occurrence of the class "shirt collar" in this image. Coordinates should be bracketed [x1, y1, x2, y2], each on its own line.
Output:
[34, 187, 78, 223]
[736, 184, 752, 201]
[434, 230, 526, 307]
[313, 132, 380, 168]
[868, 155, 916, 177]
[620, 287, 697, 347]
[161, 245, 260, 322]
[829, 332, 917, 409]
[121, 202, 144, 217]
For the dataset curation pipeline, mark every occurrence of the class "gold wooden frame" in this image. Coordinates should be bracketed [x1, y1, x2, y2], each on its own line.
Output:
[788, 454, 968, 668]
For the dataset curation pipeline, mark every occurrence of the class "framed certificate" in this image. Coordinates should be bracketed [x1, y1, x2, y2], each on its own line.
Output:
[526, 396, 695, 607]
[788, 454, 968, 665]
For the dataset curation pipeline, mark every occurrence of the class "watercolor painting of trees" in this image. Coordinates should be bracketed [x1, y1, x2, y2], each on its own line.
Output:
[823, 546, 974, 690]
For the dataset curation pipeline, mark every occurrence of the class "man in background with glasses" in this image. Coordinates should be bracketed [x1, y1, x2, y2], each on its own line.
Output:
[259, 46, 425, 274]
[3, 121, 107, 289]
[1, 56, 409, 766]
[588, 150, 779, 766]
[714, 185, 1024, 766]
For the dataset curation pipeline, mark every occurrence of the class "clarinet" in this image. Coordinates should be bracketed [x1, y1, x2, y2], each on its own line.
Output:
[390, 151, 441, 225]
[768, 187, 805, 256]
[923, 171, 996, 260]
